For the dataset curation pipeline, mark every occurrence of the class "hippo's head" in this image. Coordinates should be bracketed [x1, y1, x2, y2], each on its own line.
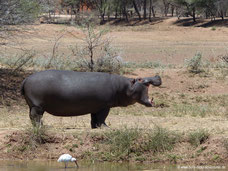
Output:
[128, 75, 162, 107]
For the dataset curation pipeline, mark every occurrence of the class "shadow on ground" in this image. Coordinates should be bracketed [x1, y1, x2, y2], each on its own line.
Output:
[0, 69, 32, 106]
[102, 17, 166, 26]
[174, 18, 228, 27]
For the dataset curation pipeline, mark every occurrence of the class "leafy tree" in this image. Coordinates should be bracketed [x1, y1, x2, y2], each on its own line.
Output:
[39, 0, 61, 22]
[174, 0, 198, 22]
[91, 0, 109, 23]
[0, 0, 41, 43]
[196, 0, 216, 19]
[215, 0, 228, 20]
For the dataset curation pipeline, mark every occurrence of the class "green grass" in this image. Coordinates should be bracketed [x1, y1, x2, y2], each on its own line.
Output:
[102, 127, 140, 161]
[211, 26, 216, 31]
[144, 126, 180, 154]
[188, 129, 209, 147]
[89, 126, 180, 161]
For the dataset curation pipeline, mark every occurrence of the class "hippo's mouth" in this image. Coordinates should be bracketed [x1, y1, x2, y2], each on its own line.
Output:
[148, 97, 154, 106]
[150, 97, 154, 106]
[142, 97, 154, 107]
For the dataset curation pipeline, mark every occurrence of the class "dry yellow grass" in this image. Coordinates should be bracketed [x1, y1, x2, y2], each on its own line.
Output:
[1, 18, 228, 65]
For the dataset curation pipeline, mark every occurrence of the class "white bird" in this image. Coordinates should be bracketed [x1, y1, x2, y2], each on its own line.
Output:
[57, 154, 79, 168]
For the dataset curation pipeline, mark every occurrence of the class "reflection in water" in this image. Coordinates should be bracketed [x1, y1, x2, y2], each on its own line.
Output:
[0, 160, 176, 171]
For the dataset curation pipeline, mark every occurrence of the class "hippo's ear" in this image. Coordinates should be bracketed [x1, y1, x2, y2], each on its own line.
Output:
[130, 78, 144, 86]
[130, 78, 136, 85]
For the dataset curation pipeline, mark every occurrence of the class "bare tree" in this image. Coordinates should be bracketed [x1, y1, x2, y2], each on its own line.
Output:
[162, 0, 170, 16]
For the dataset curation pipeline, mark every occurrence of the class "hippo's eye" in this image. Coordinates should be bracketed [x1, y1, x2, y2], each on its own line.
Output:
[138, 78, 143, 82]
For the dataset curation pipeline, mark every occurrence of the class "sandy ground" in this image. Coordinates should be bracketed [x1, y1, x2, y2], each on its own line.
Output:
[2, 18, 228, 64]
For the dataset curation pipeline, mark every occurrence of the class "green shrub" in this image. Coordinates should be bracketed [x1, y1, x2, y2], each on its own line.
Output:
[211, 27, 216, 31]
[102, 127, 140, 160]
[185, 53, 204, 74]
[188, 129, 209, 147]
[0, 51, 35, 73]
[26, 125, 49, 144]
[144, 126, 179, 153]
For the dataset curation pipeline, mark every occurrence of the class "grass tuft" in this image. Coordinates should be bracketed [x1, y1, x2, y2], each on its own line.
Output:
[102, 127, 140, 161]
[185, 53, 204, 74]
[188, 129, 209, 147]
[144, 126, 179, 154]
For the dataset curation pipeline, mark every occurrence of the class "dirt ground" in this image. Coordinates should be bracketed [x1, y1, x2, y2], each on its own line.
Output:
[1, 17, 228, 164]
[2, 18, 228, 65]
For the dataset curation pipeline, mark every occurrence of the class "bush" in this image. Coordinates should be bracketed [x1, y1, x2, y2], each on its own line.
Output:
[0, 51, 35, 73]
[101, 127, 140, 160]
[220, 55, 228, 65]
[26, 125, 49, 145]
[188, 129, 209, 147]
[144, 126, 179, 153]
[185, 53, 204, 74]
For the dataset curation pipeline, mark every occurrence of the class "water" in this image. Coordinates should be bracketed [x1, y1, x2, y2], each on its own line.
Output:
[0, 161, 226, 171]
[0, 160, 176, 171]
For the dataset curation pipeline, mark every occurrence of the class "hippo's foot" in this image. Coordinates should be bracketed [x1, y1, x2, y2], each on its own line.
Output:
[100, 123, 110, 129]
[95, 123, 110, 129]
[91, 121, 110, 129]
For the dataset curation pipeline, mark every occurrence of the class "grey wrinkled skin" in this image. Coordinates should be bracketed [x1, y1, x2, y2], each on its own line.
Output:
[21, 70, 162, 129]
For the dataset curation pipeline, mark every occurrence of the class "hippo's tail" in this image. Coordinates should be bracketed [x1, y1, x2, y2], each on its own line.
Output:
[20, 78, 27, 96]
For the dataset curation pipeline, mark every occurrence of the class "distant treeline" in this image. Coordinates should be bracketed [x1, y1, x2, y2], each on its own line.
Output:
[0, 0, 228, 27]
[57, 0, 228, 23]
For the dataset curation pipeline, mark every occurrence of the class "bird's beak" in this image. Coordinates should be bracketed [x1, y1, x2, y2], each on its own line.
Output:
[75, 161, 79, 168]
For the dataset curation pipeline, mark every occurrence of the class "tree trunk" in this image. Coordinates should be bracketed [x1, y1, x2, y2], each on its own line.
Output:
[123, 2, 129, 22]
[143, 0, 147, 19]
[152, 6, 156, 17]
[163, 0, 169, 17]
[149, 0, 152, 22]
[171, 5, 174, 17]
[132, 0, 141, 20]
[192, 7, 196, 22]
[48, 10, 51, 23]
[220, 10, 224, 20]
[101, 13, 105, 24]
[115, 7, 118, 19]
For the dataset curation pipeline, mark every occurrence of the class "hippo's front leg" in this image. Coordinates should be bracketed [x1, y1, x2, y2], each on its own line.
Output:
[91, 108, 110, 129]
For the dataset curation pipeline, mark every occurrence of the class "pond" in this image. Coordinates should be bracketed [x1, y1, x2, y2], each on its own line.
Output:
[0, 160, 226, 171]
[0, 160, 177, 171]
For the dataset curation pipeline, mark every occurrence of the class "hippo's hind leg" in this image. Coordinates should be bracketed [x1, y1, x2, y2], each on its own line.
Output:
[91, 108, 110, 129]
[29, 107, 44, 127]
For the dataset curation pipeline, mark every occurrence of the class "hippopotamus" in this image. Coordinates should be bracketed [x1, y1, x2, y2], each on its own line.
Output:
[21, 70, 162, 128]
